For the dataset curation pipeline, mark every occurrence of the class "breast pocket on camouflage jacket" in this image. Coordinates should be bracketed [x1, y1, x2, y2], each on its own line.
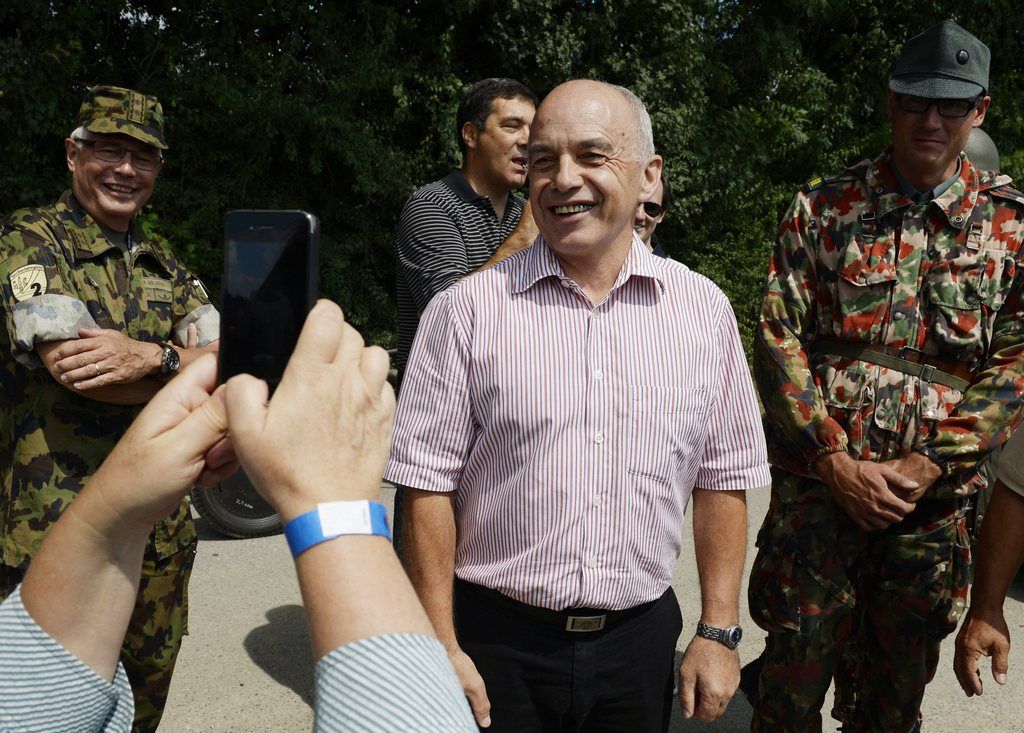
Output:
[835, 232, 897, 342]
[925, 244, 1013, 352]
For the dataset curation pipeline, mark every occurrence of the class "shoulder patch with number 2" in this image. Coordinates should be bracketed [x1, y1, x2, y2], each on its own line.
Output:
[9, 264, 47, 302]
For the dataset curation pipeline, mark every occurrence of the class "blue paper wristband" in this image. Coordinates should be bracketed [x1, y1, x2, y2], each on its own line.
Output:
[284, 501, 392, 558]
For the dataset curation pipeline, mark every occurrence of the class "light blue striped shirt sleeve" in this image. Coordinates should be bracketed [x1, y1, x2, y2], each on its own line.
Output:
[0, 585, 134, 733]
[314, 633, 475, 732]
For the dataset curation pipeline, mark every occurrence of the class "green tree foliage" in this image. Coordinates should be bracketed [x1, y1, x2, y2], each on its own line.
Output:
[1, 0, 1022, 349]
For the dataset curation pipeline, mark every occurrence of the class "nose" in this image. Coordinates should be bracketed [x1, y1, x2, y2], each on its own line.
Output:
[113, 154, 139, 175]
[919, 103, 944, 129]
[552, 155, 582, 191]
[516, 125, 530, 148]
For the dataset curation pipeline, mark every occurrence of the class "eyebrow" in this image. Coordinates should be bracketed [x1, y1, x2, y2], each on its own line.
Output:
[498, 116, 528, 126]
[528, 138, 615, 155]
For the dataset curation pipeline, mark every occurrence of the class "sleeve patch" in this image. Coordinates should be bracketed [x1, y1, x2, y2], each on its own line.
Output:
[9, 264, 47, 302]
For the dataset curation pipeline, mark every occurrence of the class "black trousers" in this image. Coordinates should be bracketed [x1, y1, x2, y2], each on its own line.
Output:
[454, 580, 682, 732]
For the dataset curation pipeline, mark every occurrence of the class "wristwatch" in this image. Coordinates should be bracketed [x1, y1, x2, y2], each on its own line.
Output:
[160, 344, 180, 376]
[696, 621, 743, 649]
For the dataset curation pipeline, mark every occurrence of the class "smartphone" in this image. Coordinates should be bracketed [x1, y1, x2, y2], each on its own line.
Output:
[218, 210, 320, 391]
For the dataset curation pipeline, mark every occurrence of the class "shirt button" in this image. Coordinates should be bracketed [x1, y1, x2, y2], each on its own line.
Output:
[591, 310, 601, 320]
[594, 431, 605, 444]
[893, 312, 906, 321]
[593, 496, 603, 507]
[953, 215, 965, 224]
[875, 187, 884, 194]
[586, 558, 598, 569]
[593, 368, 604, 380]
[560, 278, 573, 288]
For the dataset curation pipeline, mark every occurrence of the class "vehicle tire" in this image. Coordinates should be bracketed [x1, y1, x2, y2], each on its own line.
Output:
[190, 470, 282, 539]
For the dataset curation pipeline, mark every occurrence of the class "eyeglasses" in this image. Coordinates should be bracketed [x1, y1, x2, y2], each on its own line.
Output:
[894, 94, 982, 119]
[75, 139, 162, 172]
[641, 201, 666, 217]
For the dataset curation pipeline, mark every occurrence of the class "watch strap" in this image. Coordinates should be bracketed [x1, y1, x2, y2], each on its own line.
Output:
[284, 501, 392, 558]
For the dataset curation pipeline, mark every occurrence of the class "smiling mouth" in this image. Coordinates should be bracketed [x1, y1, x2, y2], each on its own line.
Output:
[103, 183, 136, 194]
[553, 203, 594, 215]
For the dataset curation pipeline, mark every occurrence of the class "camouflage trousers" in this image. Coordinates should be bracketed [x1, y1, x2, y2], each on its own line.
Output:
[746, 469, 970, 733]
[0, 538, 196, 733]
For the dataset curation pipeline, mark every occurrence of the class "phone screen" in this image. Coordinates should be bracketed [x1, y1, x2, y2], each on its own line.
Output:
[219, 211, 319, 390]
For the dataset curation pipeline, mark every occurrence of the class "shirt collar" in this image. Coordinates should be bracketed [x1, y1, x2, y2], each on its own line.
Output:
[510, 232, 666, 296]
[442, 170, 487, 203]
[865, 149, 980, 230]
[58, 190, 147, 259]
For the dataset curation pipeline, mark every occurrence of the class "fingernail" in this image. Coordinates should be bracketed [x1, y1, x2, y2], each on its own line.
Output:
[481, 716, 491, 727]
[60, 374, 67, 383]
[998, 673, 1007, 684]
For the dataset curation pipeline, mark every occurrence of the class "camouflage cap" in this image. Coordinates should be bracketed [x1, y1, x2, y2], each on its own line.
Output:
[889, 20, 989, 99]
[77, 85, 168, 150]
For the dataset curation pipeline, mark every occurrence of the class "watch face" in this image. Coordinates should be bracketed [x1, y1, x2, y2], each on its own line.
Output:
[164, 346, 180, 374]
[725, 626, 743, 648]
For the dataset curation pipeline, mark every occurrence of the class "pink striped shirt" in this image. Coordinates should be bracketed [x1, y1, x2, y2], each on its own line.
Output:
[385, 235, 771, 611]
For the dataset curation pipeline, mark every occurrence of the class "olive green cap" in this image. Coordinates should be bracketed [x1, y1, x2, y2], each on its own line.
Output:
[889, 20, 989, 99]
[76, 85, 167, 150]
[963, 128, 1000, 173]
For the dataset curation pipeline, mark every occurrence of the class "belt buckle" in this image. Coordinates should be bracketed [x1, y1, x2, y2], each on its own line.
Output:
[899, 345, 925, 361]
[566, 614, 606, 632]
[917, 363, 936, 382]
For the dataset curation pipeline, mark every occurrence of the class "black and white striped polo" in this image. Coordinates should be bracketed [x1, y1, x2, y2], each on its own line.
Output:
[394, 170, 524, 371]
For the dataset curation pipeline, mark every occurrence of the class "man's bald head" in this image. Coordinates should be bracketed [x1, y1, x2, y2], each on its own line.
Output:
[527, 79, 662, 261]
[534, 80, 654, 163]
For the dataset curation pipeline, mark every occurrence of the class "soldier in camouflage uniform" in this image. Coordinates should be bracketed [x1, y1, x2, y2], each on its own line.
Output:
[0, 85, 219, 732]
[746, 21, 1024, 732]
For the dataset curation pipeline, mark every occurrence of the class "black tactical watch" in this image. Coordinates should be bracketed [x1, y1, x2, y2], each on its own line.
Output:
[160, 344, 180, 376]
[696, 621, 743, 649]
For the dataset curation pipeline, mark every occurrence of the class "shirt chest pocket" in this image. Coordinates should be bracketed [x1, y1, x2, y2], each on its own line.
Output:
[835, 233, 898, 342]
[925, 246, 1014, 352]
[627, 386, 709, 484]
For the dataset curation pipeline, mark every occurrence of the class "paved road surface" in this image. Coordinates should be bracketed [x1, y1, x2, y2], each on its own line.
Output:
[160, 485, 1024, 731]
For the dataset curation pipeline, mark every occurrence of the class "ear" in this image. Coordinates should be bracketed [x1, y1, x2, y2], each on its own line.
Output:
[638, 155, 663, 201]
[65, 138, 79, 173]
[973, 96, 992, 128]
[461, 121, 480, 152]
[886, 90, 896, 120]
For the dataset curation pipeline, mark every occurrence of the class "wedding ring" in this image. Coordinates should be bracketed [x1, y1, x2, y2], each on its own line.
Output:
[93, 363, 100, 376]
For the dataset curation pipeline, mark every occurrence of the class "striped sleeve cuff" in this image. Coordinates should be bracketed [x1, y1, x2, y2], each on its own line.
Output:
[314, 633, 475, 732]
[0, 585, 134, 733]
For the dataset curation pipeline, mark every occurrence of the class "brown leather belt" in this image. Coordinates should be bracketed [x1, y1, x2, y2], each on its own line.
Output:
[811, 340, 974, 392]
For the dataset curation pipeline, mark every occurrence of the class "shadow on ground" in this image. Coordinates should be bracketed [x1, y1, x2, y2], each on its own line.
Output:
[243, 604, 315, 707]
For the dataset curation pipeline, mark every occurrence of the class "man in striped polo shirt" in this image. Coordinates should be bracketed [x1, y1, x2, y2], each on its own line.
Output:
[394, 77, 539, 376]
[387, 80, 770, 731]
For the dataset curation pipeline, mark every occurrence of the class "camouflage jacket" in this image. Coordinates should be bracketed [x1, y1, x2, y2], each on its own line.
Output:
[0, 191, 220, 569]
[754, 149, 1024, 498]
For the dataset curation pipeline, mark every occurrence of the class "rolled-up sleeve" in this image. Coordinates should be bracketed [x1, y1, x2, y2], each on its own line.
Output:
[0, 230, 98, 368]
[695, 298, 772, 490]
[384, 290, 475, 493]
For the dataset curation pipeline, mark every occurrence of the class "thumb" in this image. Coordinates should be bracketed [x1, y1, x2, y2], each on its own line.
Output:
[172, 384, 229, 460]
[678, 668, 696, 719]
[993, 642, 1010, 686]
[224, 374, 270, 454]
[877, 464, 919, 490]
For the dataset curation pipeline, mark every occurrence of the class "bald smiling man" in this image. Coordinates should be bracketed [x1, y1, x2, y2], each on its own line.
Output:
[386, 80, 770, 732]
